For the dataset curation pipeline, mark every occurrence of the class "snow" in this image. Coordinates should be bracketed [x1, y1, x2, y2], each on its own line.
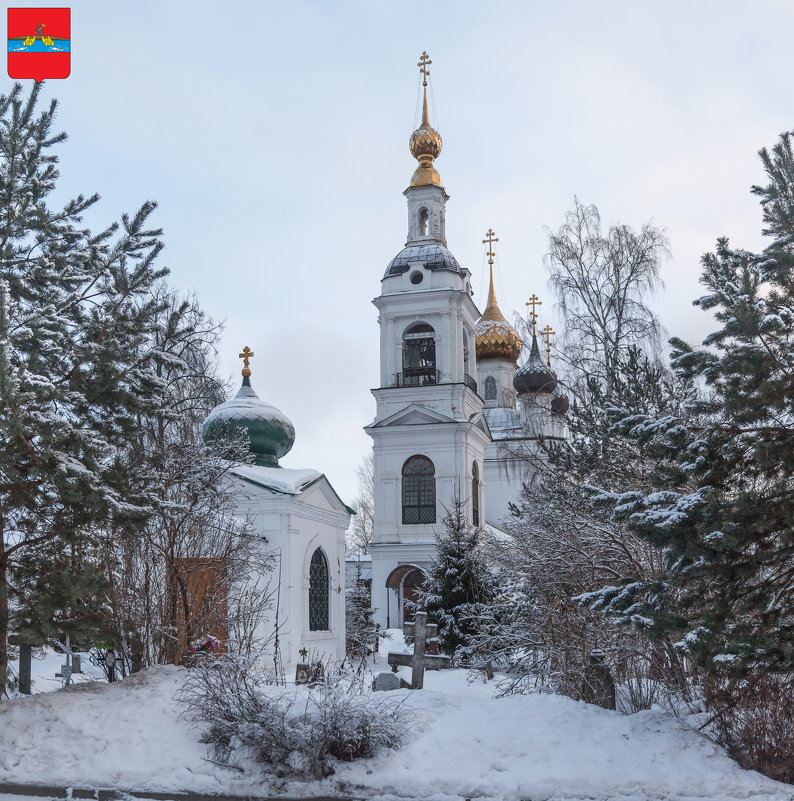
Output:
[2, 638, 792, 800]
[231, 464, 321, 494]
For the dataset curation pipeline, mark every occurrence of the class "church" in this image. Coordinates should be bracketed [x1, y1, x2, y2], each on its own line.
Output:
[365, 53, 568, 629]
[197, 52, 568, 665]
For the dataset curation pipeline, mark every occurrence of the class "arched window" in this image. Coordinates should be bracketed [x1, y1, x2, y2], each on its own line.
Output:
[472, 461, 480, 526]
[402, 323, 436, 386]
[308, 548, 329, 631]
[484, 375, 497, 400]
[418, 207, 429, 236]
[402, 455, 436, 524]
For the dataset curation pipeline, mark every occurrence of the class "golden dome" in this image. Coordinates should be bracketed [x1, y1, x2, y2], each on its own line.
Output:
[409, 52, 443, 188]
[475, 237, 522, 363]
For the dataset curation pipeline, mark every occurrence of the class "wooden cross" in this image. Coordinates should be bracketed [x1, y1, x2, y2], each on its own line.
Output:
[482, 228, 498, 265]
[525, 294, 542, 335]
[418, 51, 432, 86]
[387, 611, 450, 689]
[238, 345, 254, 377]
[541, 324, 555, 365]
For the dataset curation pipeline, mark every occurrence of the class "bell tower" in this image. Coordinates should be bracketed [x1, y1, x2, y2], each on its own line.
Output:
[365, 53, 491, 629]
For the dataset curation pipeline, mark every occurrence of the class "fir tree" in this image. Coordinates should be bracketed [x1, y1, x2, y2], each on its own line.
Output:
[345, 558, 377, 662]
[413, 495, 495, 658]
[585, 130, 794, 676]
[0, 83, 169, 688]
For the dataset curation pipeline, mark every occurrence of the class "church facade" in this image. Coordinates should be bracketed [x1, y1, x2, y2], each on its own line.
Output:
[366, 54, 568, 629]
[202, 357, 351, 675]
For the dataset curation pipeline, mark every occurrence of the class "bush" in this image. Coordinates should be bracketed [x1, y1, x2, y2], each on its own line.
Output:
[177, 655, 411, 778]
[704, 670, 794, 784]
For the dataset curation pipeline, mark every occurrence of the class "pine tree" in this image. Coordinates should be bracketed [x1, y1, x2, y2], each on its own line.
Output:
[0, 83, 169, 688]
[345, 558, 377, 661]
[413, 495, 495, 658]
[586, 130, 794, 676]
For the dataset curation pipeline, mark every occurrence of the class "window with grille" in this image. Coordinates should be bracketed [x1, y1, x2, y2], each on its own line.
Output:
[403, 324, 436, 376]
[308, 548, 329, 631]
[484, 376, 497, 400]
[402, 455, 436, 524]
[472, 461, 480, 526]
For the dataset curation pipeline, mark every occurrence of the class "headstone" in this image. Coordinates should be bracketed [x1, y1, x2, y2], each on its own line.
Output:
[373, 671, 401, 692]
[295, 663, 310, 684]
[582, 648, 616, 710]
[387, 611, 451, 689]
[18, 642, 31, 695]
[71, 654, 82, 674]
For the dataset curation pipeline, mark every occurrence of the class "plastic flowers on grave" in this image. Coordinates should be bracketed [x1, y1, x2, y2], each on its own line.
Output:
[190, 634, 221, 654]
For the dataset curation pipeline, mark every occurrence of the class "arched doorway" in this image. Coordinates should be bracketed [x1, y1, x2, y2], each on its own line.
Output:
[385, 564, 427, 627]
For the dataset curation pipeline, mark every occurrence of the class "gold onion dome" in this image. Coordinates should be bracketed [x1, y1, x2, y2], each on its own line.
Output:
[409, 51, 443, 188]
[475, 230, 522, 363]
[476, 274, 523, 362]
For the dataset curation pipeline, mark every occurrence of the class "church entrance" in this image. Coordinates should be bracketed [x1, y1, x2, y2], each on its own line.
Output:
[385, 564, 427, 627]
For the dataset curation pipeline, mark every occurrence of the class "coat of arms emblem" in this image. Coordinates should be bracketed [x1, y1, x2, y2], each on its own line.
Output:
[7, 8, 70, 82]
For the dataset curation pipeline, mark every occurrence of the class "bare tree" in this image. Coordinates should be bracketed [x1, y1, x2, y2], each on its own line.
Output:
[546, 199, 669, 400]
[347, 452, 374, 557]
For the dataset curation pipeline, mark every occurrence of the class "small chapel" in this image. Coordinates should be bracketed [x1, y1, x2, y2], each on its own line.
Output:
[201, 349, 351, 674]
[366, 53, 568, 629]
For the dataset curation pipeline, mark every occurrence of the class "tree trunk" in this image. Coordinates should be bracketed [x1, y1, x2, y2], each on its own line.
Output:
[0, 547, 9, 695]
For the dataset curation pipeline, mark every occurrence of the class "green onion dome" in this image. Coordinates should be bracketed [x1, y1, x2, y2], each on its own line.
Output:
[201, 374, 295, 467]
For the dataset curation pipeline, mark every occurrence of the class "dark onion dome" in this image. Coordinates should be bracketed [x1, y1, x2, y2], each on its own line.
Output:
[202, 374, 295, 467]
[385, 242, 462, 277]
[551, 388, 570, 416]
[514, 332, 558, 396]
[475, 265, 522, 363]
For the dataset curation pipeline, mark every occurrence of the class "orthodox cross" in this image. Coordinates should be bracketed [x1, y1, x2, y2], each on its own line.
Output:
[238, 345, 254, 377]
[418, 51, 431, 86]
[482, 228, 499, 265]
[541, 324, 555, 366]
[387, 611, 450, 689]
[525, 294, 542, 336]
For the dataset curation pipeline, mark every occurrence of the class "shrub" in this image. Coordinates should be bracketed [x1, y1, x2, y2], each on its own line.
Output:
[178, 655, 410, 778]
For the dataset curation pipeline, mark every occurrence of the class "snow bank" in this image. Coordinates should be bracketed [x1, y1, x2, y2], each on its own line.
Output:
[0, 657, 791, 801]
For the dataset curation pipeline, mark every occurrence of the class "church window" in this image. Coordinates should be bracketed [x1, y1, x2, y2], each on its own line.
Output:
[418, 207, 429, 236]
[484, 376, 497, 400]
[308, 548, 329, 631]
[472, 461, 480, 526]
[402, 323, 436, 385]
[402, 455, 436, 524]
[410, 270, 424, 285]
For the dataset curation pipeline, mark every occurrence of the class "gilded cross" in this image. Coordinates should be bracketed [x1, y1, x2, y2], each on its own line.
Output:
[541, 324, 555, 365]
[482, 228, 499, 265]
[525, 294, 542, 335]
[418, 51, 432, 86]
[238, 345, 254, 377]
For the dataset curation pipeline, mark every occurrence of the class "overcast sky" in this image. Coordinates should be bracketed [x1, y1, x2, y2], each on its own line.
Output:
[9, 1, 793, 503]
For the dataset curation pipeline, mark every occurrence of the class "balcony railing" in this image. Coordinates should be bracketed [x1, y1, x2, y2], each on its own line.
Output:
[393, 370, 440, 387]
[463, 374, 478, 393]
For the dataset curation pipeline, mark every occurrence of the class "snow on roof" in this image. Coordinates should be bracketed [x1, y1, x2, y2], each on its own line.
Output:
[230, 464, 322, 495]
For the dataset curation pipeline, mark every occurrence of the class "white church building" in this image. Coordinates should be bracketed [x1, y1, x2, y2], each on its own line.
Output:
[202, 355, 351, 674]
[366, 54, 568, 629]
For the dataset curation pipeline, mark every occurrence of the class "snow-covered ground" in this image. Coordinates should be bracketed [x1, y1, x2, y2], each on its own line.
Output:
[1, 637, 792, 801]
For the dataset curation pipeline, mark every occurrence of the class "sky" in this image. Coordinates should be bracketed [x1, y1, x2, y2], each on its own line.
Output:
[5, 0, 793, 503]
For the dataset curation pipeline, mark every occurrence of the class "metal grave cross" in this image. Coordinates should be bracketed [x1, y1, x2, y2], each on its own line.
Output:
[387, 611, 450, 689]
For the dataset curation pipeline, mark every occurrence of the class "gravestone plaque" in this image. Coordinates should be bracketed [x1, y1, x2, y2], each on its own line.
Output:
[582, 648, 616, 710]
[373, 671, 401, 692]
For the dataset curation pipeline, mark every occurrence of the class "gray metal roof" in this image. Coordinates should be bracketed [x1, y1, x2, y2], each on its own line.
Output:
[384, 242, 462, 277]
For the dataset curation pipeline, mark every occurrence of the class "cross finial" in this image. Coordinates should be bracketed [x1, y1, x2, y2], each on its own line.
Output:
[418, 51, 432, 87]
[238, 345, 254, 377]
[541, 324, 555, 366]
[482, 228, 499, 265]
[525, 294, 542, 336]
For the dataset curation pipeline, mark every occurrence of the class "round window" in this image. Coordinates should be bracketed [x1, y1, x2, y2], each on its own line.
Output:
[410, 271, 424, 285]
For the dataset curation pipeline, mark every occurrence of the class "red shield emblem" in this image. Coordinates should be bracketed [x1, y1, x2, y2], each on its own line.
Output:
[7, 8, 70, 82]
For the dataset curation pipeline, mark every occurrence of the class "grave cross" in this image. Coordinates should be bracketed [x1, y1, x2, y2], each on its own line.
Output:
[387, 611, 450, 689]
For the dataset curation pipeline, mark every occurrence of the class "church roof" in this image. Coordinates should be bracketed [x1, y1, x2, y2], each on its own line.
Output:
[475, 246, 522, 363]
[230, 464, 322, 495]
[384, 242, 461, 277]
[483, 406, 523, 439]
